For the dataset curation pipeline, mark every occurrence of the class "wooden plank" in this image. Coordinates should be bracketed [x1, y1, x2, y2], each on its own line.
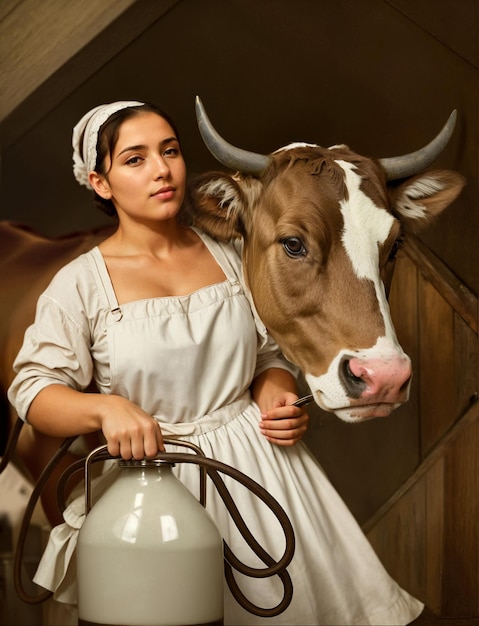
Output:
[425, 458, 445, 615]
[363, 398, 479, 534]
[366, 418, 479, 619]
[405, 238, 478, 336]
[366, 412, 479, 618]
[419, 276, 455, 453]
[0, 0, 23, 22]
[442, 416, 479, 616]
[389, 253, 419, 362]
[367, 478, 427, 600]
[454, 314, 479, 418]
[0, 0, 138, 120]
[0, 0, 181, 146]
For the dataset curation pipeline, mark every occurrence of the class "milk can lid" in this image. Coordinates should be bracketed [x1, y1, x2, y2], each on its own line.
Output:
[117, 459, 176, 468]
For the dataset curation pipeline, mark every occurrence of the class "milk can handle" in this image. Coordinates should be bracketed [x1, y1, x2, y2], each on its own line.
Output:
[84, 438, 207, 514]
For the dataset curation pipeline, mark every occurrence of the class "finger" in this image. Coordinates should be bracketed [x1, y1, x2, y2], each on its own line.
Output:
[119, 440, 133, 460]
[262, 404, 304, 421]
[131, 436, 146, 460]
[259, 422, 308, 440]
[262, 432, 304, 447]
[259, 401, 309, 446]
[156, 422, 165, 453]
[260, 414, 309, 432]
[107, 440, 120, 458]
[144, 421, 164, 457]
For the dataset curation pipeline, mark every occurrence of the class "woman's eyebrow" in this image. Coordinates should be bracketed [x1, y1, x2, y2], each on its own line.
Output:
[116, 137, 178, 157]
[117, 144, 145, 156]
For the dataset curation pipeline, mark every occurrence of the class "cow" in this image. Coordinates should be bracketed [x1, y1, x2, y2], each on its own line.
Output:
[0, 222, 114, 523]
[190, 97, 465, 422]
[0, 222, 115, 399]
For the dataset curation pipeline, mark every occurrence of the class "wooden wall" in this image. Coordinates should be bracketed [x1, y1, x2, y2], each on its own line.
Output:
[365, 240, 479, 617]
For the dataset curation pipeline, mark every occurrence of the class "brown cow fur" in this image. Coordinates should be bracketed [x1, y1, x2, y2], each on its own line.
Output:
[1, 221, 114, 525]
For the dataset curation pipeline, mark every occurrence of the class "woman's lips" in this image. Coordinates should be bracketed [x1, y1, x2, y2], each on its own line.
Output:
[152, 186, 175, 199]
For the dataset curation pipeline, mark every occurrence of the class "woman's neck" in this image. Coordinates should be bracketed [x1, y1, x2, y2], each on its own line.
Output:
[99, 218, 193, 258]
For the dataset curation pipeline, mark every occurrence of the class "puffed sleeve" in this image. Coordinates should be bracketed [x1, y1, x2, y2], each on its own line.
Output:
[7, 261, 97, 422]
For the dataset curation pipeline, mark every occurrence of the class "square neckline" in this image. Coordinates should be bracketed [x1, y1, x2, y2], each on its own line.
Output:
[89, 228, 240, 310]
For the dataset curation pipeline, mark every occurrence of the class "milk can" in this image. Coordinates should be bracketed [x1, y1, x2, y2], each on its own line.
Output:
[77, 450, 224, 626]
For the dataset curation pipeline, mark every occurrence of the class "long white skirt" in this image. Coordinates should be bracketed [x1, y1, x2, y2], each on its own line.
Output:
[34, 397, 423, 625]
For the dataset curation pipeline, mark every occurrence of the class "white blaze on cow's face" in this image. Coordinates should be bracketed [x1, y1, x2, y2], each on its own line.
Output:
[304, 159, 412, 421]
[339, 160, 401, 344]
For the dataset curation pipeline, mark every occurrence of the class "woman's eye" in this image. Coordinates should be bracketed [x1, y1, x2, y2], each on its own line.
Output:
[164, 147, 179, 157]
[281, 237, 307, 258]
[125, 156, 142, 166]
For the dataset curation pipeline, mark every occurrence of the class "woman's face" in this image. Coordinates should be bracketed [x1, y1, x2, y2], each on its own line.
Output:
[91, 111, 186, 224]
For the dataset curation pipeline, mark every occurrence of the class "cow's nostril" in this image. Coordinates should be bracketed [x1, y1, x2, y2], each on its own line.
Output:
[399, 376, 412, 393]
[343, 359, 362, 385]
[339, 357, 365, 399]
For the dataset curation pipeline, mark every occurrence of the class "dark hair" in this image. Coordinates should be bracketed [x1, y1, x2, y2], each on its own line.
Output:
[89, 103, 182, 217]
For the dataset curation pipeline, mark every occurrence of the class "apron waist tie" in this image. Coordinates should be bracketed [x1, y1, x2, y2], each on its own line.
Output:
[154, 390, 253, 437]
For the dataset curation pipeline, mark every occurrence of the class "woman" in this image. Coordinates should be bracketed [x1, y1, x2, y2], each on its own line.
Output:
[8, 100, 423, 625]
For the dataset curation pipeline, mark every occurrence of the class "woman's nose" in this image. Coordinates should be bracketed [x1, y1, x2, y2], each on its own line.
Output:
[154, 156, 170, 179]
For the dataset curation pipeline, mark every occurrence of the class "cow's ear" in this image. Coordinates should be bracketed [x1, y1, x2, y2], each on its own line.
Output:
[392, 170, 466, 231]
[189, 172, 261, 241]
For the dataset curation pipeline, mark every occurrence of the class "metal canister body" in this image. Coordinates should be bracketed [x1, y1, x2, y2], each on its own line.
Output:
[77, 460, 224, 626]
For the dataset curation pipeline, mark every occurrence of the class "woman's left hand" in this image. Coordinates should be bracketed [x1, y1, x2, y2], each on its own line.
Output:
[259, 392, 309, 446]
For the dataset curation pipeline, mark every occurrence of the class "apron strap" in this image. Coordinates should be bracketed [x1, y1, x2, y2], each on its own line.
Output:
[88, 247, 123, 321]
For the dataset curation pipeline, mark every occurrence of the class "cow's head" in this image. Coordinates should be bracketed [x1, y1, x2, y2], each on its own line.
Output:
[190, 98, 465, 422]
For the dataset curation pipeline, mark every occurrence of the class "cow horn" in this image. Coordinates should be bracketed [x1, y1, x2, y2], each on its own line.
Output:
[379, 110, 457, 180]
[195, 96, 272, 175]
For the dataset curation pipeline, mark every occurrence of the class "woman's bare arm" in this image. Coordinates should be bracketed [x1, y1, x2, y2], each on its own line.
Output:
[27, 384, 164, 459]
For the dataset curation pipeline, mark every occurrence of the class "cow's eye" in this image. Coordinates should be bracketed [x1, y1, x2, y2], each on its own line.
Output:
[388, 237, 403, 262]
[281, 237, 306, 258]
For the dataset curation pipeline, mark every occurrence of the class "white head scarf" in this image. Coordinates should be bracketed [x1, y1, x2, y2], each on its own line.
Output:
[72, 101, 144, 189]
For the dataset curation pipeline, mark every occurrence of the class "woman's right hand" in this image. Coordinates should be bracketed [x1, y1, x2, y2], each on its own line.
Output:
[99, 394, 165, 460]
[27, 385, 164, 461]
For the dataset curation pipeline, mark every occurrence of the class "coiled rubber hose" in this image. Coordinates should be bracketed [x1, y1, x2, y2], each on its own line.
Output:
[5, 421, 296, 618]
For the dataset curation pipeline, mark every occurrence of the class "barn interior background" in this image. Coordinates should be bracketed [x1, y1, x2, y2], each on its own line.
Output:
[0, 0, 478, 620]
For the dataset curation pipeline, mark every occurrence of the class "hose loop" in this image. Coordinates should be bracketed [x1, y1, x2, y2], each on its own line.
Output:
[11, 437, 295, 616]
[13, 435, 77, 605]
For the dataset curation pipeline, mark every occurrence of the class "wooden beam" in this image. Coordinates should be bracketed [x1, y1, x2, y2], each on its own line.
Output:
[0, 0, 137, 121]
[0, 0, 180, 147]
